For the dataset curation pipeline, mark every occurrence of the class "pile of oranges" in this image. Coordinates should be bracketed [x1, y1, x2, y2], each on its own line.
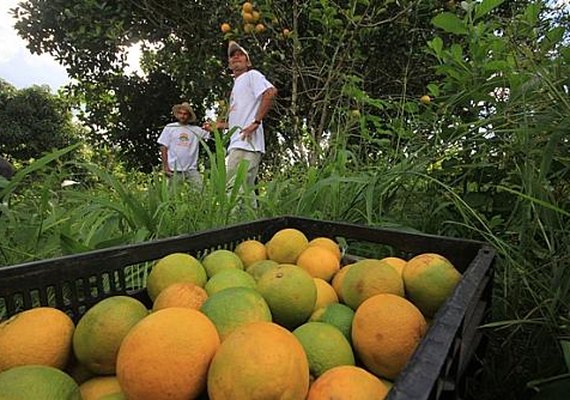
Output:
[0, 226, 462, 399]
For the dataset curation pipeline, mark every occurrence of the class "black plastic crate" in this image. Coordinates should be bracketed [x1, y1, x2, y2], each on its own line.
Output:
[0, 215, 495, 400]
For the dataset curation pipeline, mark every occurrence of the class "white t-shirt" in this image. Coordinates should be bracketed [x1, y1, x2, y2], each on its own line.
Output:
[157, 123, 210, 171]
[228, 69, 274, 154]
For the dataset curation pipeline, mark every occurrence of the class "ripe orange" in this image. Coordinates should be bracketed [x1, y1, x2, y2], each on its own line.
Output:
[265, 228, 309, 264]
[341, 258, 404, 310]
[308, 237, 342, 261]
[252, 11, 261, 22]
[243, 23, 255, 33]
[402, 253, 461, 317]
[242, 1, 254, 13]
[146, 253, 207, 301]
[220, 23, 231, 33]
[331, 263, 353, 302]
[256, 264, 317, 329]
[420, 95, 431, 104]
[73, 296, 148, 375]
[293, 322, 355, 378]
[200, 287, 272, 341]
[352, 293, 427, 380]
[0, 307, 74, 372]
[296, 245, 340, 281]
[116, 308, 220, 400]
[380, 256, 407, 276]
[79, 376, 121, 400]
[207, 322, 310, 399]
[234, 239, 267, 268]
[312, 278, 339, 312]
[307, 365, 390, 400]
[255, 23, 266, 33]
[152, 282, 208, 311]
[242, 11, 255, 23]
[201, 249, 244, 278]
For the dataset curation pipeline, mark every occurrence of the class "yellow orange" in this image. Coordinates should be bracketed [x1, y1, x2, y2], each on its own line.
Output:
[234, 239, 267, 268]
[0, 307, 74, 372]
[312, 278, 339, 312]
[380, 256, 407, 276]
[331, 264, 353, 302]
[307, 365, 390, 400]
[116, 308, 220, 400]
[308, 237, 342, 261]
[352, 294, 427, 380]
[220, 23, 231, 33]
[341, 259, 404, 310]
[207, 321, 310, 399]
[152, 282, 208, 311]
[246, 259, 279, 281]
[242, 1, 254, 13]
[146, 253, 207, 301]
[79, 376, 121, 400]
[297, 245, 340, 281]
[265, 228, 309, 264]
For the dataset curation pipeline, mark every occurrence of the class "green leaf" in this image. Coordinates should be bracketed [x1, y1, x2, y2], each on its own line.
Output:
[429, 36, 444, 58]
[432, 13, 467, 35]
[475, 0, 505, 21]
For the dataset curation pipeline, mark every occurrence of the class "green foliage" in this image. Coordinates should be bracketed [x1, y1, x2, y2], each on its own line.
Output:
[0, 80, 79, 161]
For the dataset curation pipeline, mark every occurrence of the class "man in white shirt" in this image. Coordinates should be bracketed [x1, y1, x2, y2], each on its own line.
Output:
[207, 41, 277, 194]
[158, 102, 210, 187]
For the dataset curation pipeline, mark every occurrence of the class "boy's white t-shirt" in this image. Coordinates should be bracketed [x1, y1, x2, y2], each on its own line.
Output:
[157, 123, 209, 171]
[228, 69, 274, 154]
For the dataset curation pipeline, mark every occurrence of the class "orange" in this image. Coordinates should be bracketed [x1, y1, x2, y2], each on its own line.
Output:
[242, 1, 254, 13]
[352, 293, 427, 380]
[200, 287, 272, 340]
[309, 303, 355, 343]
[242, 11, 255, 23]
[402, 253, 461, 317]
[207, 321, 309, 400]
[312, 278, 339, 312]
[99, 393, 125, 400]
[146, 253, 207, 301]
[341, 259, 404, 310]
[256, 264, 317, 329]
[265, 228, 309, 264]
[308, 237, 342, 261]
[73, 296, 148, 375]
[380, 256, 407, 276]
[296, 245, 340, 281]
[116, 308, 220, 400]
[204, 268, 256, 296]
[0, 365, 81, 399]
[293, 322, 355, 378]
[307, 365, 390, 400]
[152, 282, 208, 311]
[79, 376, 121, 400]
[234, 239, 267, 268]
[220, 23, 231, 33]
[0, 307, 74, 372]
[246, 259, 278, 281]
[331, 263, 353, 302]
[254, 23, 265, 33]
[201, 249, 244, 278]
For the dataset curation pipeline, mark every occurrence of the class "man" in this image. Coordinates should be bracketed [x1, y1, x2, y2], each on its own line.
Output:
[158, 102, 210, 187]
[208, 41, 277, 191]
[0, 157, 14, 180]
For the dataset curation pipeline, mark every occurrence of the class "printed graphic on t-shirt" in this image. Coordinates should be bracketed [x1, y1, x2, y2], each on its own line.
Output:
[176, 132, 191, 147]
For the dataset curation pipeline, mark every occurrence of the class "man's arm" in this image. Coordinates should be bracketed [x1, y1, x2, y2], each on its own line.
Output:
[160, 146, 172, 176]
[241, 86, 278, 139]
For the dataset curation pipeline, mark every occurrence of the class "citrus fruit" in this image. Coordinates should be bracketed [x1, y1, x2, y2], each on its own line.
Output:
[0, 307, 74, 372]
[341, 259, 404, 310]
[254, 23, 265, 33]
[312, 278, 339, 312]
[308, 237, 342, 261]
[200, 287, 272, 340]
[99, 393, 126, 400]
[207, 321, 310, 400]
[245, 259, 278, 281]
[220, 23, 231, 33]
[380, 256, 407, 276]
[0, 365, 81, 399]
[256, 264, 317, 329]
[307, 365, 390, 400]
[293, 322, 355, 378]
[242, 11, 255, 23]
[242, 2, 254, 13]
[152, 282, 208, 311]
[79, 376, 121, 400]
[352, 293, 427, 380]
[296, 245, 340, 281]
[201, 249, 244, 278]
[146, 253, 207, 301]
[204, 268, 256, 296]
[265, 228, 309, 264]
[116, 308, 220, 400]
[234, 239, 267, 268]
[420, 95, 431, 104]
[402, 253, 462, 318]
[310, 303, 355, 343]
[331, 264, 353, 302]
[73, 296, 148, 375]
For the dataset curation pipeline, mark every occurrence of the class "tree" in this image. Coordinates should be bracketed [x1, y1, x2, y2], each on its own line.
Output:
[0, 80, 78, 161]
